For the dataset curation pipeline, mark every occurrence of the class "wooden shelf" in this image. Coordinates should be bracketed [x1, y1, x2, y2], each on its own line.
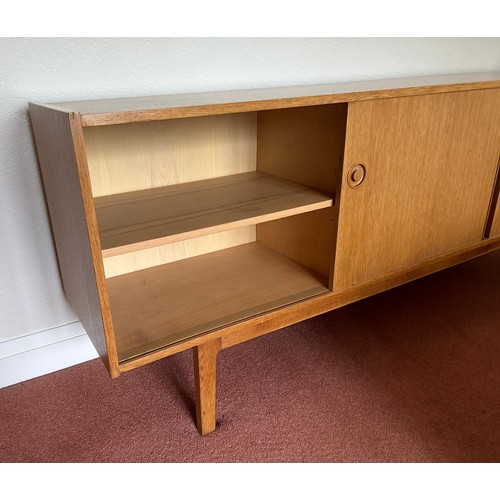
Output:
[107, 242, 329, 362]
[94, 171, 334, 257]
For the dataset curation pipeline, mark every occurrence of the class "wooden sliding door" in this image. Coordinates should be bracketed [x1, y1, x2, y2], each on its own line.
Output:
[334, 89, 500, 290]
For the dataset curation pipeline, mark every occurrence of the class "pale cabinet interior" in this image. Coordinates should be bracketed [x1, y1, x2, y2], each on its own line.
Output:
[82, 104, 347, 361]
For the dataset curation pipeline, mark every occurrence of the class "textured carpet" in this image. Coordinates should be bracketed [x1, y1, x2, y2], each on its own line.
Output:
[1, 250, 500, 463]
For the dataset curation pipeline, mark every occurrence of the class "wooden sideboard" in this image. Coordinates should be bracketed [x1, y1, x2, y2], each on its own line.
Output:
[29, 72, 500, 435]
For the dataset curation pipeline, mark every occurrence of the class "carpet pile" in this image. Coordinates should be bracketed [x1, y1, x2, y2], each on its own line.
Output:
[1, 251, 499, 462]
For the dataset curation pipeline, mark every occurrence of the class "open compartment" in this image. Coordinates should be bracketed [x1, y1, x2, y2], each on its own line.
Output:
[83, 103, 347, 361]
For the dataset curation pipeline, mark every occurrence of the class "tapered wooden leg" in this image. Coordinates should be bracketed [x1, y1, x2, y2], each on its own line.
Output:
[193, 338, 222, 435]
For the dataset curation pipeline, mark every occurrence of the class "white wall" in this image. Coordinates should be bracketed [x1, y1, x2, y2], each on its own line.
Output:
[0, 38, 499, 379]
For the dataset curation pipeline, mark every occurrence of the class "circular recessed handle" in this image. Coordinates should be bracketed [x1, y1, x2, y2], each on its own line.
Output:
[347, 163, 366, 189]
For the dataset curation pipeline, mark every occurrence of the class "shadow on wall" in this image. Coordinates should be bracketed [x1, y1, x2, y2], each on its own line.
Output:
[0, 98, 77, 341]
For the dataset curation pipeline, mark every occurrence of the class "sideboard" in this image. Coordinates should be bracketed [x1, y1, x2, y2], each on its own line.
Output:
[29, 72, 500, 434]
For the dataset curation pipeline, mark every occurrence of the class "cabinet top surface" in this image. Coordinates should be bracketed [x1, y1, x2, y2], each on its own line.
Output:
[34, 71, 500, 127]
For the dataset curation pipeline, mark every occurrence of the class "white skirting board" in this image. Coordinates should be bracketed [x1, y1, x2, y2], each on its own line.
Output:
[0, 322, 98, 389]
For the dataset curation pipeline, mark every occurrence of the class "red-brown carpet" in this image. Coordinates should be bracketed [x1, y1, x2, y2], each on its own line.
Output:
[1, 251, 500, 462]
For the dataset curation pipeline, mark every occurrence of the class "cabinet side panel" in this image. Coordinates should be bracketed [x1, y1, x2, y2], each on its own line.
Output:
[257, 104, 347, 193]
[29, 104, 119, 377]
[256, 104, 347, 287]
[257, 209, 334, 281]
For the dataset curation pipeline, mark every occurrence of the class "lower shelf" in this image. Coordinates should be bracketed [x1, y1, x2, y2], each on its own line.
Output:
[107, 242, 329, 361]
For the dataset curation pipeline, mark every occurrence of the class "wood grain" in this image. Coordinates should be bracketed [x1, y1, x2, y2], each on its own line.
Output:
[489, 203, 500, 238]
[193, 338, 221, 435]
[108, 242, 329, 362]
[29, 106, 119, 377]
[256, 104, 346, 287]
[95, 172, 333, 257]
[103, 227, 255, 278]
[334, 89, 500, 290]
[257, 208, 335, 283]
[83, 113, 257, 197]
[257, 104, 347, 193]
[118, 236, 500, 373]
[85, 112, 258, 272]
[484, 155, 500, 238]
[41, 72, 500, 126]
